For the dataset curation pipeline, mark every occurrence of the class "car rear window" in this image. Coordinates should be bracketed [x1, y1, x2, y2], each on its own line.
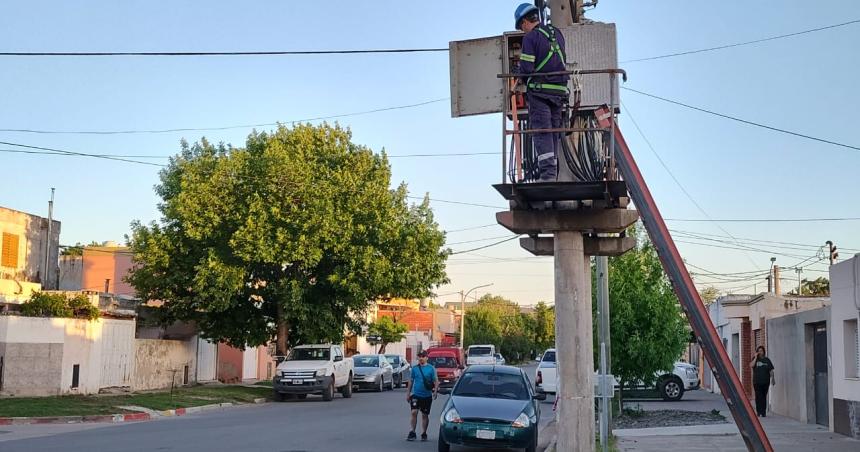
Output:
[428, 356, 457, 368]
[454, 372, 529, 400]
[542, 351, 556, 363]
[469, 346, 493, 356]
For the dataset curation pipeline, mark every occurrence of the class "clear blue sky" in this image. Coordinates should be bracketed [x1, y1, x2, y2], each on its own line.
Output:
[1, 1, 858, 304]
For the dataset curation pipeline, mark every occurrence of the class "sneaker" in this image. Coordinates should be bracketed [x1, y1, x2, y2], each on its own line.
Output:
[421, 433, 428, 442]
[407, 431, 416, 441]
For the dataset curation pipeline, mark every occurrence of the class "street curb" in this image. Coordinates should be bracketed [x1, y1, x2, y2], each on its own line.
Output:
[0, 400, 267, 426]
[539, 419, 558, 452]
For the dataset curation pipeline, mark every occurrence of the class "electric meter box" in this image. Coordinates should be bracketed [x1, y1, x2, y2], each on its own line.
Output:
[449, 22, 618, 118]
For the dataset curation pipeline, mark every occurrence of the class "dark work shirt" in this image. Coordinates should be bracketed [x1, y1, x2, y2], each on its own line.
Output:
[753, 357, 774, 386]
[518, 24, 569, 86]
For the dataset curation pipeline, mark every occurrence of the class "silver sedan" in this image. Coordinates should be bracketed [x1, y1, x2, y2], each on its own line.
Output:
[352, 354, 395, 392]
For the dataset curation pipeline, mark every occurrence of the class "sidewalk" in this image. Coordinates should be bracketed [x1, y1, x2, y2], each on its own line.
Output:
[616, 414, 860, 451]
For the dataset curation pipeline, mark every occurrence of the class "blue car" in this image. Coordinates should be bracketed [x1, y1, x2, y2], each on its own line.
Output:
[437, 365, 545, 452]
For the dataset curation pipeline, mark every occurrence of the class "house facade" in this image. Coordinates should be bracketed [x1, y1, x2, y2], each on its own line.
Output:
[830, 254, 860, 439]
[0, 206, 60, 304]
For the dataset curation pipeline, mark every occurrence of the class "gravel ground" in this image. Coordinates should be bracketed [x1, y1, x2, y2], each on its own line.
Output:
[614, 409, 728, 429]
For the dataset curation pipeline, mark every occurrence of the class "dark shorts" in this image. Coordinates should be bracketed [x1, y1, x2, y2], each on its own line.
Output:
[409, 396, 432, 415]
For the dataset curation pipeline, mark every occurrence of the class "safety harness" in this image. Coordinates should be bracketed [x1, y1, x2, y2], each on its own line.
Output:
[523, 25, 568, 94]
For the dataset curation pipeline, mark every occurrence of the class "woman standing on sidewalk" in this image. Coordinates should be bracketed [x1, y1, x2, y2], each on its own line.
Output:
[749, 346, 775, 417]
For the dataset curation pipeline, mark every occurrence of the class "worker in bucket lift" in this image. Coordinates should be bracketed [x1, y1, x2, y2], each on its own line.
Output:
[514, 3, 570, 182]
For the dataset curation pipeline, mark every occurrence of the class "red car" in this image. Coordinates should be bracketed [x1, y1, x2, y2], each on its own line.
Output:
[426, 347, 465, 388]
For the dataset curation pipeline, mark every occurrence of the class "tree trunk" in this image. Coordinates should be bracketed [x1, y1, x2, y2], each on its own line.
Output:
[378, 342, 387, 354]
[276, 303, 289, 357]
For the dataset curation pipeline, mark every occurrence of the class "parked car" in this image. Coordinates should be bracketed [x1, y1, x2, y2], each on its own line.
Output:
[534, 348, 699, 401]
[465, 344, 497, 366]
[352, 354, 395, 392]
[273, 344, 353, 401]
[437, 365, 545, 452]
[384, 354, 411, 388]
[534, 349, 557, 394]
[494, 353, 506, 365]
[427, 347, 465, 388]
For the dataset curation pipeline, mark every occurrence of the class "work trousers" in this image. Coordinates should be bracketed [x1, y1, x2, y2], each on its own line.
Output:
[753, 383, 769, 416]
[527, 91, 565, 181]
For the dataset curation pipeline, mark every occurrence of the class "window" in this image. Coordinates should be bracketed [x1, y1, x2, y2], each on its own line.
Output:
[288, 348, 330, 361]
[353, 355, 380, 367]
[1, 232, 19, 268]
[845, 319, 859, 379]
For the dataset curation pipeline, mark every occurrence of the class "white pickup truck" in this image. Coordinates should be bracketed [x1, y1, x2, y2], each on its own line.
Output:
[273, 344, 353, 402]
[534, 348, 699, 401]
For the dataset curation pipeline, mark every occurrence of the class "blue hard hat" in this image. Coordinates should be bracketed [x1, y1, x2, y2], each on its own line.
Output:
[514, 3, 539, 30]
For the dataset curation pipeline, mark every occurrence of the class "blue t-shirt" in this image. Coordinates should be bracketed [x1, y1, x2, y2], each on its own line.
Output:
[410, 364, 437, 398]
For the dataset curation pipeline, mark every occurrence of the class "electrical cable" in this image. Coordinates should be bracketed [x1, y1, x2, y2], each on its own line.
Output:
[0, 98, 449, 135]
[0, 48, 449, 57]
[450, 235, 522, 255]
[0, 141, 166, 167]
[621, 19, 860, 63]
[623, 87, 860, 153]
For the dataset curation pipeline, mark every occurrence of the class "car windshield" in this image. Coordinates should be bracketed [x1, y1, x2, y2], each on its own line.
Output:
[288, 348, 330, 361]
[453, 371, 529, 400]
[469, 347, 493, 356]
[428, 356, 457, 368]
[542, 351, 556, 363]
[353, 356, 379, 367]
[385, 355, 400, 365]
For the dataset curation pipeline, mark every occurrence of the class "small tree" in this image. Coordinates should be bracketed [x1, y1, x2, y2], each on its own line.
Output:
[699, 286, 720, 306]
[367, 316, 408, 353]
[20, 292, 100, 320]
[789, 277, 830, 296]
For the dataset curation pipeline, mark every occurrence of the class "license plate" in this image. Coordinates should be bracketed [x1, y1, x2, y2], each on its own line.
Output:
[291, 379, 303, 385]
[476, 430, 496, 440]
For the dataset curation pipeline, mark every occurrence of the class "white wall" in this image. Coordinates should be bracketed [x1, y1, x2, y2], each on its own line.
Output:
[830, 256, 860, 402]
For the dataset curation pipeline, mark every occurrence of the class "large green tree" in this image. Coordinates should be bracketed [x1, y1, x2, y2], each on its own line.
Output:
[594, 232, 688, 393]
[128, 124, 449, 353]
[532, 301, 555, 352]
[463, 294, 537, 363]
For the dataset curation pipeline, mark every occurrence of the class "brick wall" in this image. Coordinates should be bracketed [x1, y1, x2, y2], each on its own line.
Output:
[741, 318, 752, 398]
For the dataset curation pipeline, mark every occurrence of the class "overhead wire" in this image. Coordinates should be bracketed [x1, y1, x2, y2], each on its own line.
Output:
[623, 87, 860, 153]
[0, 48, 450, 57]
[621, 19, 860, 63]
[0, 141, 166, 167]
[450, 235, 522, 255]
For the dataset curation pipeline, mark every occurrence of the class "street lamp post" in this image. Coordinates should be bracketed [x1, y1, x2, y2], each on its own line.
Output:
[460, 283, 493, 346]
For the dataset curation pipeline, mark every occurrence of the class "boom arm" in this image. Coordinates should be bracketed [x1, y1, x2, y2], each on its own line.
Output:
[595, 106, 773, 452]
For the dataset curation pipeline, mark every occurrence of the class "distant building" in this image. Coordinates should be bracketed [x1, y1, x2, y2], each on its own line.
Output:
[0, 206, 60, 305]
[829, 255, 860, 439]
[59, 242, 135, 296]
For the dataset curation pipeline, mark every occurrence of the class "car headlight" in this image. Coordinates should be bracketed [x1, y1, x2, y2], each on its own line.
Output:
[443, 408, 463, 424]
[316, 368, 329, 377]
[512, 412, 531, 429]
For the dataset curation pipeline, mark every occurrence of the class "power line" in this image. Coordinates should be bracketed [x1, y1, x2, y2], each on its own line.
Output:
[623, 87, 860, 152]
[666, 216, 860, 223]
[623, 102, 760, 269]
[450, 235, 522, 255]
[0, 48, 449, 57]
[388, 152, 495, 158]
[0, 141, 166, 167]
[446, 234, 517, 246]
[412, 196, 504, 210]
[0, 98, 449, 135]
[671, 228, 860, 252]
[621, 19, 860, 63]
[445, 223, 498, 233]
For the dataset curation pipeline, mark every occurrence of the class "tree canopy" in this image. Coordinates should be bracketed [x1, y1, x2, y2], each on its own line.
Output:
[594, 232, 688, 390]
[127, 124, 449, 353]
[788, 277, 830, 296]
[463, 294, 553, 362]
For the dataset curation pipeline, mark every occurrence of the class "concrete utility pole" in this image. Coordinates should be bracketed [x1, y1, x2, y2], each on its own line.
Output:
[549, 0, 580, 26]
[596, 254, 611, 447]
[44, 188, 55, 289]
[795, 267, 803, 295]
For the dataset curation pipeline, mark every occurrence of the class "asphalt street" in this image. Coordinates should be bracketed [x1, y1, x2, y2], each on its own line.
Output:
[0, 363, 554, 452]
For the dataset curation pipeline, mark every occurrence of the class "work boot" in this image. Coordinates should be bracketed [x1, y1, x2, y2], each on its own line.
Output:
[407, 431, 417, 441]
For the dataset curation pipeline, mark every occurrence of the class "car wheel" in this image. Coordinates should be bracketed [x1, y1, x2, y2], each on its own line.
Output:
[394, 374, 402, 389]
[376, 376, 384, 392]
[659, 377, 684, 401]
[387, 376, 395, 391]
[273, 391, 285, 402]
[322, 380, 335, 401]
[437, 428, 450, 452]
[340, 373, 353, 398]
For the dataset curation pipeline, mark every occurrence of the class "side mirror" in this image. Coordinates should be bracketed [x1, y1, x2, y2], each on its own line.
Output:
[458, 365, 465, 370]
[533, 392, 547, 401]
[334, 355, 343, 362]
[438, 387, 451, 395]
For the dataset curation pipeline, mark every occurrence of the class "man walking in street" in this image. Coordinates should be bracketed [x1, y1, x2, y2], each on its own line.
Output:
[406, 350, 439, 442]
[749, 345, 775, 417]
[514, 2, 570, 182]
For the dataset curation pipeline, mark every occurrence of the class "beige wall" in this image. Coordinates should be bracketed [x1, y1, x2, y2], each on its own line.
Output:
[132, 338, 197, 391]
[0, 206, 60, 289]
